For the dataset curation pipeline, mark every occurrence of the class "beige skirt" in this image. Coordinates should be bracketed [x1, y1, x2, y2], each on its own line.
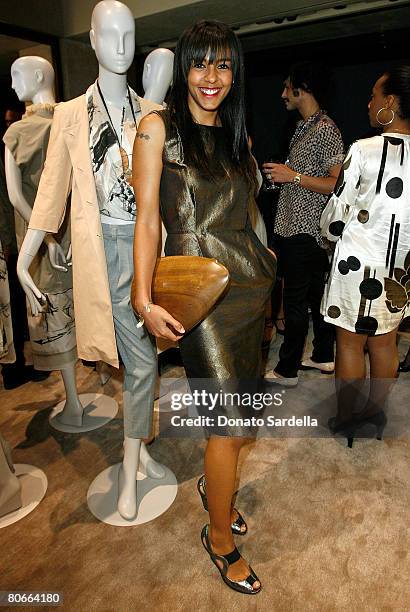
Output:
[16, 206, 77, 370]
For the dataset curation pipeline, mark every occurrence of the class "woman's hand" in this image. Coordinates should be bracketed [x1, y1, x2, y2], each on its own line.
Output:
[142, 304, 185, 341]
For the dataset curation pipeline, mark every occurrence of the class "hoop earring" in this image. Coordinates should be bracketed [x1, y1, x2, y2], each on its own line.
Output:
[376, 107, 395, 126]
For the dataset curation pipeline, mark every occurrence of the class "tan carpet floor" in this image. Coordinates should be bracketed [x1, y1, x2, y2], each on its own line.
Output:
[0, 333, 409, 612]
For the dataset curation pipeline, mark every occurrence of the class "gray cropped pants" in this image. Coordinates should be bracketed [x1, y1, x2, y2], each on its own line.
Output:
[102, 223, 157, 439]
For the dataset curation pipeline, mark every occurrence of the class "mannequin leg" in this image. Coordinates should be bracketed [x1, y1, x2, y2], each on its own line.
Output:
[56, 363, 84, 427]
[117, 438, 166, 520]
[0, 434, 22, 518]
[102, 225, 161, 519]
[139, 441, 166, 479]
[118, 437, 141, 520]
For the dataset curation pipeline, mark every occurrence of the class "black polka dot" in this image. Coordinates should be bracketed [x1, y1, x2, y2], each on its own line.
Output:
[355, 315, 378, 335]
[327, 305, 341, 318]
[359, 278, 383, 300]
[357, 210, 369, 223]
[386, 177, 403, 199]
[338, 257, 361, 276]
[329, 221, 345, 237]
[338, 261, 349, 275]
[347, 256, 361, 271]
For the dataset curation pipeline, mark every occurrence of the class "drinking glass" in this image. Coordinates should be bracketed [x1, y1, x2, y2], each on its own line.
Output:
[262, 157, 281, 192]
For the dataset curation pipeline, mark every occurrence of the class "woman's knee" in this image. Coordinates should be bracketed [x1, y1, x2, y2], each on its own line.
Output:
[367, 328, 397, 351]
[336, 327, 367, 352]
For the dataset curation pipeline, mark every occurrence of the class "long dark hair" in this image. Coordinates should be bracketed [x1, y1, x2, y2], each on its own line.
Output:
[382, 65, 410, 120]
[168, 20, 256, 186]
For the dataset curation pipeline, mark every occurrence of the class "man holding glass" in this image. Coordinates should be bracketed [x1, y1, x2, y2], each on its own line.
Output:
[263, 61, 344, 386]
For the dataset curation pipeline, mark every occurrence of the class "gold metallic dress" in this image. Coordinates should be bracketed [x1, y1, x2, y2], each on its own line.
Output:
[157, 109, 276, 393]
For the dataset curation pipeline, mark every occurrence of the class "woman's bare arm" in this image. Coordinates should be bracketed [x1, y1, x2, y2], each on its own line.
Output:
[132, 113, 184, 340]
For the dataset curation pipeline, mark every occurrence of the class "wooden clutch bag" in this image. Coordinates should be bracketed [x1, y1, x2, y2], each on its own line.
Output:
[131, 256, 230, 333]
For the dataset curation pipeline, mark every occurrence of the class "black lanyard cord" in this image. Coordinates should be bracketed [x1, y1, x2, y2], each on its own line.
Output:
[96, 80, 137, 146]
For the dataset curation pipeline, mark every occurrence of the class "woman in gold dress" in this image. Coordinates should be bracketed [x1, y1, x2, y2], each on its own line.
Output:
[132, 21, 276, 594]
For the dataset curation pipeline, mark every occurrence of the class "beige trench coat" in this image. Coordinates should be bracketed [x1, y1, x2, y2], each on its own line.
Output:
[29, 93, 161, 368]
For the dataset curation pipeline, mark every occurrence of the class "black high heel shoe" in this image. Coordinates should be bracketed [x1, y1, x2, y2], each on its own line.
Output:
[197, 475, 247, 536]
[329, 411, 387, 448]
[328, 416, 357, 448]
[201, 525, 261, 595]
[352, 411, 387, 447]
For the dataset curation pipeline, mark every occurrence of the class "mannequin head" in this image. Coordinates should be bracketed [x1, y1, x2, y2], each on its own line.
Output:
[142, 48, 174, 104]
[90, 0, 135, 75]
[11, 56, 55, 104]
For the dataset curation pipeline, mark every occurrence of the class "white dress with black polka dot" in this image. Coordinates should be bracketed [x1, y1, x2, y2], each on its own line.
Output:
[321, 133, 410, 335]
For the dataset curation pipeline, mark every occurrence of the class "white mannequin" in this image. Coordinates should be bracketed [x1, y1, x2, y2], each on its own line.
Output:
[143, 50, 174, 258]
[6, 58, 67, 274]
[142, 48, 174, 105]
[5, 57, 85, 428]
[8, 58, 112, 391]
[14, 2, 166, 520]
[90, 1, 133, 139]
[90, 0, 166, 520]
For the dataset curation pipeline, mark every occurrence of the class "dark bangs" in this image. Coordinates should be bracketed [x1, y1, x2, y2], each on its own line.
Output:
[168, 20, 255, 189]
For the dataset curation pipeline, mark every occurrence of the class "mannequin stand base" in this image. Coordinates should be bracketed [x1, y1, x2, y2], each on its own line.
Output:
[0, 464, 48, 529]
[87, 462, 177, 526]
[49, 393, 118, 433]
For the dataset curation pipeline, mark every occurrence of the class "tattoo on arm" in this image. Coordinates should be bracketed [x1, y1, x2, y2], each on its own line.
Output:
[135, 132, 151, 141]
